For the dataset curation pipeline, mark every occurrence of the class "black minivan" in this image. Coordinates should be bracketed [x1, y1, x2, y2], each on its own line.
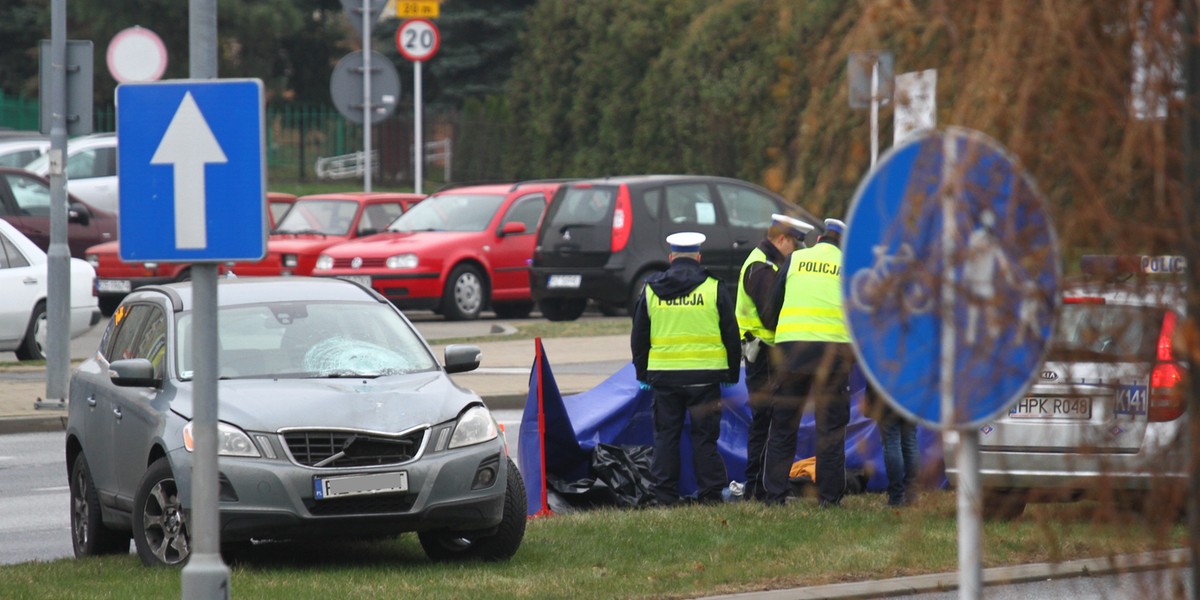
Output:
[530, 175, 821, 321]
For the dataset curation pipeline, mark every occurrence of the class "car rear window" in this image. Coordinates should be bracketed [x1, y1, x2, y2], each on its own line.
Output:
[544, 186, 616, 230]
[389, 193, 503, 232]
[1046, 303, 1166, 361]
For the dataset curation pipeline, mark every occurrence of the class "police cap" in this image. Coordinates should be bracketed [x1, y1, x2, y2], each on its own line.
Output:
[771, 214, 815, 241]
[666, 231, 706, 253]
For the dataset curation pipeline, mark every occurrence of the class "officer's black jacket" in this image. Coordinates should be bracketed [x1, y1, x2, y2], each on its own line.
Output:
[630, 257, 741, 385]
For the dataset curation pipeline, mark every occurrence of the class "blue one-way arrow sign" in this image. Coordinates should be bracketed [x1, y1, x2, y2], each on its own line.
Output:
[117, 79, 266, 262]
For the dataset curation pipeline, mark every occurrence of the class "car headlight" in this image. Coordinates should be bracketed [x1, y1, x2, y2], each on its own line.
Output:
[282, 254, 298, 268]
[448, 405, 498, 449]
[315, 255, 333, 270]
[183, 421, 261, 457]
[86, 254, 99, 268]
[386, 254, 418, 269]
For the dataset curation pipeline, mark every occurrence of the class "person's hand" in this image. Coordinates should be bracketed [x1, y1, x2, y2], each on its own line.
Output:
[638, 381, 652, 391]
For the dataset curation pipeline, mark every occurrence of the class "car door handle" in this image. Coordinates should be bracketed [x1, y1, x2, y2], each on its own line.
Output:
[112, 407, 122, 420]
[23, 277, 38, 285]
[86, 396, 97, 407]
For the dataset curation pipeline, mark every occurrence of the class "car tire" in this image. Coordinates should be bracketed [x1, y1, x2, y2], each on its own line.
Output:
[442, 265, 486, 321]
[133, 458, 191, 567]
[418, 457, 527, 562]
[70, 454, 131, 557]
[493, 300, 534, 319]
[598, 302, 626, 317]
[981, 490, 1026, 520]
[539, 298, 586, 322]
[98, 297, 121, 317]
[15, 301, 47, 361]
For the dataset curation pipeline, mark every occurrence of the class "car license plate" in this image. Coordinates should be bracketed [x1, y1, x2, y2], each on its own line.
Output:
[1008, 397, 1091, 420]
[314, 471, 407, 500]
[97, 279, 132, 293]
[339, 275, 372, 287]
[547, 274, 582, 289]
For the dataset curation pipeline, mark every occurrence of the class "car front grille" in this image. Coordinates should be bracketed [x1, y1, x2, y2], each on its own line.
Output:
[331, 257, 388, 269]
[304, 493, 417, 516]
[283, 429, 426, 468]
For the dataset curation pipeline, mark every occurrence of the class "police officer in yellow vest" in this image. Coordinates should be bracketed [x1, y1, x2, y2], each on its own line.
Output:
[737, 214, 814, 502]
[632, 232, 741, 506]
[760, 218, 853, 507]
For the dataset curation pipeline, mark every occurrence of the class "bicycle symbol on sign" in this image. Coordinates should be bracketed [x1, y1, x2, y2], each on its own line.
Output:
[848, 243, 935, 315]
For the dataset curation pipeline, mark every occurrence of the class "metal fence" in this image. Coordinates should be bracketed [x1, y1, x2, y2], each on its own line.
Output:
[0, 92, 490, 186]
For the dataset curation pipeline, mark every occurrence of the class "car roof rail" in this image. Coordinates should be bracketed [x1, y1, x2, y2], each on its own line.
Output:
[508, 178, 580, 192]
[131, 285, 185, 312]
[433, 180, 515, 193]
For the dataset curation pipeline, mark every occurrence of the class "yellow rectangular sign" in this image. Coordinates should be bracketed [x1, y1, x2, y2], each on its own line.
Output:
[396, 1, 438, 18]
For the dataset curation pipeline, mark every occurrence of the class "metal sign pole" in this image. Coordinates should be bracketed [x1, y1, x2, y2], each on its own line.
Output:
[870, 60, 879, 170]
[362, 0, 372, 192]
[181, 0, 231, 598]
[46, 0, 70, 405]
[940, 135, 980, 600]
[415, 60, 423, 194]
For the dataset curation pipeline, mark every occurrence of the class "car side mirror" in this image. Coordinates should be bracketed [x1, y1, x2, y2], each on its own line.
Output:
[109, 358, 161, 388]
[500, 221, 526, 236]
[443, 344, 481, 374]
[68, 203, 90, 225]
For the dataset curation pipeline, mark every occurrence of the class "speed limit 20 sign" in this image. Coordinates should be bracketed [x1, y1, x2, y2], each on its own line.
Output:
[396, 19, 440, 62]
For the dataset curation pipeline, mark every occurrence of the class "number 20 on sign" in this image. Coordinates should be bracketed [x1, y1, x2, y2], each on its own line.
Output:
[396, 1, 438, 18]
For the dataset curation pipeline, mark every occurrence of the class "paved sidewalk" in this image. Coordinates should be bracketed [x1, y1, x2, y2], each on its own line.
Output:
[0, 334, 632, 435]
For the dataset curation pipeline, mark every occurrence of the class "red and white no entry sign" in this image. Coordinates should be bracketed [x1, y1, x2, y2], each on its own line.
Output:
[395, 18, 440, 62]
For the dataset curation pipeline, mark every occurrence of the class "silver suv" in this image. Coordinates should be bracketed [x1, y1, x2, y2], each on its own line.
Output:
[945, 255, 1187, 519]
[66, 277, 526, 565]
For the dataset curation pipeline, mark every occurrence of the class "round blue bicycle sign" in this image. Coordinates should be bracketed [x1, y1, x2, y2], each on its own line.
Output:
[842, 127, 1061, 429]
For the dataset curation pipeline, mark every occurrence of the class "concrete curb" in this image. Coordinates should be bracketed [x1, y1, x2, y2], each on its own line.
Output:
[0, 415, 67, 435]
[698, 548, 1189, 599]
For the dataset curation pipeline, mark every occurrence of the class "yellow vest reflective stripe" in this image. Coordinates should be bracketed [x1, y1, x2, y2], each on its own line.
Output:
[646, 278, 727, 370]
[735, 247, 776, 344]
[775, 243, 849, 343]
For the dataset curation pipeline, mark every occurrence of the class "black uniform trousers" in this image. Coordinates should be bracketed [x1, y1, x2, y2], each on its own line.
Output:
[650, 382, 727, 504]
[742, 347, 773, 501]
[762, 341, 853, 505]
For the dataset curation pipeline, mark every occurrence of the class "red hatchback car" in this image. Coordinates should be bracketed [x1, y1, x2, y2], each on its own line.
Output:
[312, 181, 564, 320]
[86, 192, 298, 314]
[228, 191, 425, 278]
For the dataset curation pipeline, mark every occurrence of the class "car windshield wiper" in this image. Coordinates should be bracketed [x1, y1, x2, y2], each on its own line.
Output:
[558, 223, 595, 234]
[275, 229, 328, 237]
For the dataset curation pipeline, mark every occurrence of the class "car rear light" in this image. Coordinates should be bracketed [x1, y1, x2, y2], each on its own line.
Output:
[611, 185, 632, 253]
[1148, 311, 1185, 422]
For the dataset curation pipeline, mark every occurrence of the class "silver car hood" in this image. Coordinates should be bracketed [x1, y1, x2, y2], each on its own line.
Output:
[171, 371, 481, 433]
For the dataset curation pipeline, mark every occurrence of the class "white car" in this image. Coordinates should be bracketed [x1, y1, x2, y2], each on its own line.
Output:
[0, 218, 101, 360]
[24, 133, 119, 215]
[0, 136, 50, 169]
[945, 255, 1187, 519]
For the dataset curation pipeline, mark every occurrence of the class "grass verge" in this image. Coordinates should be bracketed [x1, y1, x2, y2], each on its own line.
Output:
[2, 491, 1182, 600]
[432, 317, 633, 346]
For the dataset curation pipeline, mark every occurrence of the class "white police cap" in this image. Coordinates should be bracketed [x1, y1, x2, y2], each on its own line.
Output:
[823, 218, 847, 235]
[771, 214, 815, 239]
[666, 231, 706, 252]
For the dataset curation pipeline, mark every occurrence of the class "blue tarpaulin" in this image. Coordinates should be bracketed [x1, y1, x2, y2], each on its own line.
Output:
[518, 341, 946, 516]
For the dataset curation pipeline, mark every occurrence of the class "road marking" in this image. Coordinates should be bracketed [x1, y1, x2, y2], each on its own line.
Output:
[33, 486, 69, 493]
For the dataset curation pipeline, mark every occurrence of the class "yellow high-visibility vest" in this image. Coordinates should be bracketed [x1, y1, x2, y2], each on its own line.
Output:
[646, 278, 727, 370]
[735, 247, 776, 344]
[775, 243, 849, 343]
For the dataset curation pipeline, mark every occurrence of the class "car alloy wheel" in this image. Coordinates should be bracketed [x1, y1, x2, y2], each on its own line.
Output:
[134, 458, 191, 566]
[15, 302, 47, 361]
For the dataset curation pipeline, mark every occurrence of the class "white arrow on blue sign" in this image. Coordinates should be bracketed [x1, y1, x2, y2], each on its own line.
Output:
[842, 127, 1061, 429]
[117, 79, 266, 262]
